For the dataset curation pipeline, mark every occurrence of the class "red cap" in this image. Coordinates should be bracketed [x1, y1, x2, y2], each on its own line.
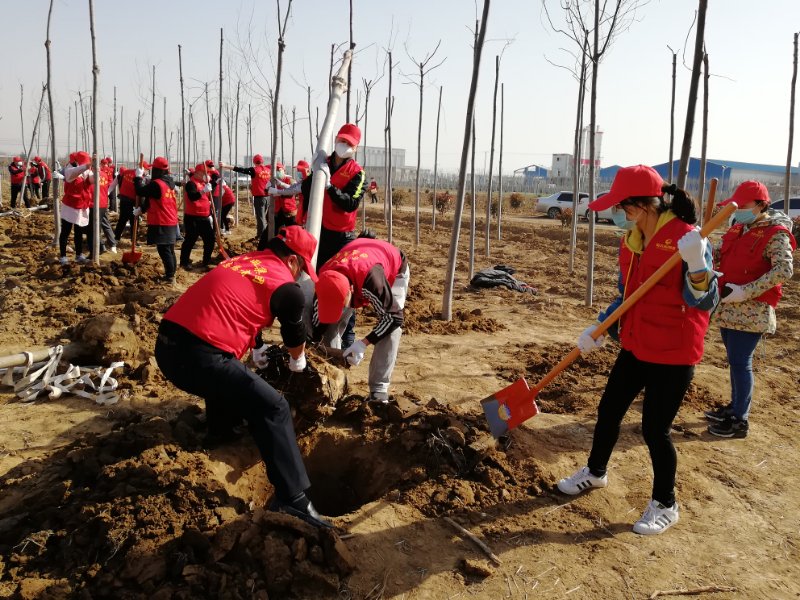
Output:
[718, 180, 770, 206]
[33, 156, 41, 162]
[193, 163, 207, 174]
[151, 156, 169, 170]
[316, 270, 352, 324]
[276, 226, 319, 282]
[69, 151, 92, 166]
[336, 123, 361, 147]
[589, 165, 665, 211]
[205, 159, 215, 168]
[141, 161, 152, 170]
[253, 154, 263, 165]
[276, 162, 285, 170]
[296, 160, 309, 170]
[13, 156, 21, 162]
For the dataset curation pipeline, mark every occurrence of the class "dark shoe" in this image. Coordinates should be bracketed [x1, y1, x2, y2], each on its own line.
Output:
[708, 417, 748, 439]
[179, 262, 192, 271]
[367, 391, 390, 405]
[269, 492, 333, 529]
[704, 404, 734, 422]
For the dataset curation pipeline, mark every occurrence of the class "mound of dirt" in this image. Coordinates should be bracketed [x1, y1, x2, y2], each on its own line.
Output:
[405, 302, 505, 335]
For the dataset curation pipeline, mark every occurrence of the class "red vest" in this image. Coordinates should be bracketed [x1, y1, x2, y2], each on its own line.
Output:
[320, 238, 403, 308]
[273, 176, 296, 214]
[28, 166, 41, 185]
[295, 192, 307, 225]
[322, 159, 364, 232]
[718, 223, 796, 307]
[9, 164, 25, 185]
[92, 170, 111, 209]
[250, 164, 271, 196]
[119, 168, 137, 199]
[39, 162, 52, 181]
[369, 181, 378, 191]
[185, 180, 211, 217]
[145, 179, 178, 226]
[164, 250, 295, 358]
[618, 217, 710, 365]
[62, 175, 92, 210]
[222, 184, 236, 207]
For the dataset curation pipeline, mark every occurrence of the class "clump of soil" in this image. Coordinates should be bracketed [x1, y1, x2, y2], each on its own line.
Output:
[405, 302, 504, 335]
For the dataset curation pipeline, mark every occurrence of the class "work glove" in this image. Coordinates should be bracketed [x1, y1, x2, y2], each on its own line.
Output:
[577, 324, 606, 355]
[677, 227, 708, 273]
[202, 183, 213, 193]
[721, 282, 747, 304]
[84, 169, 94, 179]
[134, 167, 144, 178]
[288, 352, 307, 372]
[252, 345, 269, 369]
[342, 339, 367, 367]
[318, 162, 331, 184]
[132, 207, 142, 217]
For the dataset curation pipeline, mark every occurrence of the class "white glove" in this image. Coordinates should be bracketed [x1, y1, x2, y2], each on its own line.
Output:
[202, 183, 213, 193]
[84, 169, 94, 179]
[677, 227, 708, 273]
[342, 339, 367, 367]
[207, 215, 214, 226]
[252, 345, 269, 369]
[135, 167, 144, 178]
[318, 162, 331, 182]
[721, 282, 748, 304]
[577, 324, 606, 354]
[288, 353, 307, 372]
[132, 207, 142, 217]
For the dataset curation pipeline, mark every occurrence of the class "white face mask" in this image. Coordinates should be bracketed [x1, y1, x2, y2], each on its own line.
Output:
[276, 170, 285, 179]
[334, 142, 355, 159]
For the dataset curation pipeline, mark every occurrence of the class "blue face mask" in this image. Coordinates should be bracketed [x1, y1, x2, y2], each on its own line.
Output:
[732, 208, 757, 225]
[611, 208, 635, 230]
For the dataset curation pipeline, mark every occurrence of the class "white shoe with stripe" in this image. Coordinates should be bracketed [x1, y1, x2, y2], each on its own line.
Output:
[557, 466, 608, 495]
[633, 500, 679, 535]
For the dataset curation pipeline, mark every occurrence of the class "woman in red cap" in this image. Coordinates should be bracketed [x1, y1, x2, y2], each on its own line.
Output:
[221, 155, 271, 239]
[58, 151, 94, 264]
[7, 157, 27, 208]
[556, 165, 720, 535]
[26, 159, 42, 202]
[133, 156, 179, 284]
[180, 164, 215, 269]
[155, 226, 332, 529]
[33, 156, 53, 201]
[704, 181, 796, 438]
[267, 162, 297, 233]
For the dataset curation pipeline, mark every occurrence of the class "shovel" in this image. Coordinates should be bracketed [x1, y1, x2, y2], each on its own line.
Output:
[210, 176, 231, 261]
[482, 200, 736, 439]
[122, 153, 145, 265]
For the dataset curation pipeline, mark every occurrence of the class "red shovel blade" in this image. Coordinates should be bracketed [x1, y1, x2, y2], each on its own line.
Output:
[481, 378, 539, 438]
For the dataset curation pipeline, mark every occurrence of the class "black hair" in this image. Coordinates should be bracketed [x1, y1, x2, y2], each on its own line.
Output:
[151, 167, 169, 180]
[260, 236, 301, 260]
[625, 183, 697, 225]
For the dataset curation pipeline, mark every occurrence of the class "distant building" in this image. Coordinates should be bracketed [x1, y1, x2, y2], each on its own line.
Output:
[514, 163, 549, 182]
[550, 154, 573, 180]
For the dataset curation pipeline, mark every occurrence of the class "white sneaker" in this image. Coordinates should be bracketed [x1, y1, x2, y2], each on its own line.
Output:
[110, 246, 117, 254]
[557, 466, 608, 495]
[58, 256, 69, 265]
[633, 500, 679, 535]
[76, 255, 88, 264]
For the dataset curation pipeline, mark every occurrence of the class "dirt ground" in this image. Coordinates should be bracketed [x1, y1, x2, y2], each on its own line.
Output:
[0, 198, 798, 600]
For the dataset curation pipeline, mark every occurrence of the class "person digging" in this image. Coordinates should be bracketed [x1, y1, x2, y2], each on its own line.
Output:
[155, 225, 332, 529]
[313, 237, 410, 404]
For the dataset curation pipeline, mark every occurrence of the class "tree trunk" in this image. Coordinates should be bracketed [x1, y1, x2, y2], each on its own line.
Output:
[218, 28, 224, 227]
[67, 105, 71, 155]
[698, 52, 709, 224]
[432, 85, 442, 231]
[45, 0, 60, 241]
[414, 64, 424, 245]
[497, 82, 504, 240]
[179, 45, 186, 220]
[361, 88, 370, 229]
[485, 54, 499, 257]
[585, 0, 600, 307]
[270, 2, 293, 239]
[442, 2, 490, 321]
[78, 92, 87, 150]
[387, 53, 394, 244]
[346, 0, 354, 122]
[469, 113, 477, 280]
[677, 0, 708, 189]
[669, 51, 676, 182]
[307, 86, 314, 158]
[89, 0, 101, 264]
[291, 106, 296, 174]
[785, 32, 799, 211]
[569, 40, 587, 274]
[150, 65, 156, 159]
[234, 81, 241, 225]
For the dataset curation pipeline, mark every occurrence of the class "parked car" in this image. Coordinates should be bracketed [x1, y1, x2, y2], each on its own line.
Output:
[583, 191, 614, 223]
[769, 197, 800, 219]
[533, 191, 589, 219]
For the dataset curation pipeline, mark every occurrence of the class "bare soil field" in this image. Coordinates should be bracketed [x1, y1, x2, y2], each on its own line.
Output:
[0, 200, 798, 599]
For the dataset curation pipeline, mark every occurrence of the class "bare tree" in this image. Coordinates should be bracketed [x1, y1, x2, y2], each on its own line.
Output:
[442, 0, 490, 321]
[469, 113, 477, 280]
[403, 40, 445, 245]
[385, 51, 395, 243]
[668, 46, 677, 181]
[485, 54, 500, 257]
[89, 0, 101, 264]
[18, 85, 47, 209]
[150, 65, 156, 159]
[785, 31, 799, 210]
[307, 85, 314, 157]
[432, 85, 443, 230]
[497, 82, 505, 240]
[45, 0, 60, 240]
[677, 0, 708, 189]
[218, 28, 224, 226]
[697, 51, 709, 224]
[357, 75, 382, 229]
[346, 0, 355, 122]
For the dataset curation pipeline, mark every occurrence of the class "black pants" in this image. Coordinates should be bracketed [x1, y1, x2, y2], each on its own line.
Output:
[181, 215, 214, 267]
[114, 196, 137, 241]
[27, 184, 41, 201]
[10, 184, 29, 208]
[318, 227, 357, 267]
[156, 244, 177, 279]
[370, 191, 378, 204]
[587, 349, 694, 507]
[253, 196, 269, 238]
[42, 180, 50, 200]
[59, 219, 88, 257]
[221, 204, 234, 231]
[88, 208, 117, 251]
[155, 321, 310, 500]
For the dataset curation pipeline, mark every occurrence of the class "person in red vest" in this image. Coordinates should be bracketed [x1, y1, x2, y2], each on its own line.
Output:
[368, 178, 379, 204]
[87, 157, 118, 254]
[133, 156, 179, 285]
[222, 155, 271, 238]
[556, 165, 719, 536]
[8, 156, 27, 208]
[220, 179, 236, 236]
[180, 164, 215, 269]
[102, 156, 117, 211]
[267, 162, 296, 233]
[294, 160, 311, 225]
[314, 237, 410, 404]
[703, 181, 796, 438]
[299, 123, 366, 266]
[114, 164, 143, 243]
[26, 162, 42, 203]
[32, 156, 52, 200]
[269, 160, 309, 227]
[58, 151, 94, 265]
[155, 225, 332, 528]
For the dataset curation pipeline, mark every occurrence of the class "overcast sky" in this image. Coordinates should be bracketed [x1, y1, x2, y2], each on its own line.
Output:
[1, 0, 799, 174]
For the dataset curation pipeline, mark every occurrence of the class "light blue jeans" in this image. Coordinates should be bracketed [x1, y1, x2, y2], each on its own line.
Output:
[720, 328, 762, 421]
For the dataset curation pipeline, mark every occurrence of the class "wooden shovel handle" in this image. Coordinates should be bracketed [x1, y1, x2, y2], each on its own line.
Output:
[531, 202, 737, 395]
[704, 177, 718, 225]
